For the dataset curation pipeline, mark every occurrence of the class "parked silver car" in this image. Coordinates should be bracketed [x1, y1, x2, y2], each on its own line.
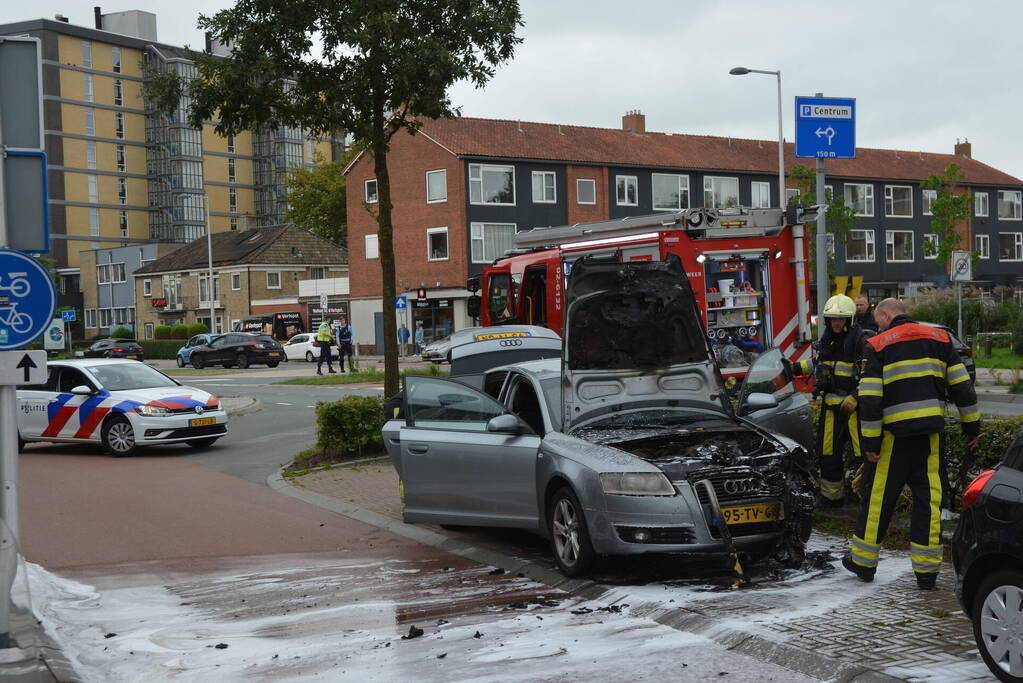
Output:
[384, 255, 815, 577]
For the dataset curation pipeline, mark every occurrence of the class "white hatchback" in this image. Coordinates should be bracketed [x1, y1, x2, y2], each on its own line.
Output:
[283, 333, 338, 362]
[17, 359, 228, 456]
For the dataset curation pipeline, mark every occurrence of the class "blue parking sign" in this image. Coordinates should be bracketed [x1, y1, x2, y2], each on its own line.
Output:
[795, 96, 856, 159]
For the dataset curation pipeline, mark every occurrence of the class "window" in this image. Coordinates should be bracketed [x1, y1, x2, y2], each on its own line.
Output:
[469, 164, 515, 205]
[846, 230, 875, 262]
[975, 234, 990, 259]
[163, 275, 182, 306]
[976, 192, 989, 217]
[111, 46, 121, 73]
[119, 211, 128, 238]
[923, 233, 939, 259]
[308, 267, 325, 280]
[427, 227, 449, 261]
[115, 112, 125, 140]
[231, 272, 241, 290]
[87, 174, 98, 202]
[230, 217, 238, 231]
[426, 169, 447, 203]
[1000, 233, 1023, 261]
[89, 208, 99, 237]
[365, 234, 379, 260]
[750, 181, 772, 209]
[364, 178, 378, 203]
[226, 134, 235, 153]
[116, 144, 126, 172]
[82, 40, 92, 68]
[470, 222, 516, 263]
[96, 264, 110, 284]
[85, 108, 95, 136]
[406, 376, 506, 430]
[111, 263, 125, 283]
[83, 74, 93, 102]
[652, 174, 690, 211]
[703, 176, 739, 209]
[229, 187, 237, 213]
[118, 177, 127, 205]
[143, 279, 152, 297]
[86, 141, 96, 169]
[113, 79, 123, 106]
[844, 183, 874, 217]
[615, 175, 638, 206]
[576, 178, 596, 205]
[228, 157, 236, 183]
[99, 309, 112, 328]
[266, 272, 281, 289]
[85, 309, 97, 328]
[143, 322, 153, 339]
[999, 191, 1022, 220]
[886, 230, 914, 262]
[199, 274, 220, 302]
[885, 186, 913, 217]
[785, 188, 800, 204]
[531, 171, 556, 203]
[922, 189, 937, 216]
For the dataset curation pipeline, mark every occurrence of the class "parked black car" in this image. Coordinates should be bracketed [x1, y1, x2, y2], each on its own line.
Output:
[189, 333, 286, 369]
[919, 322, 976, 384]
[80, 338, 145, 361]
[952, 430, 1023, 683]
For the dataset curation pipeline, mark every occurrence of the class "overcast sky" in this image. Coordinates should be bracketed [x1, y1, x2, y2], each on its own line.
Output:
[12, 1, 1023, 179]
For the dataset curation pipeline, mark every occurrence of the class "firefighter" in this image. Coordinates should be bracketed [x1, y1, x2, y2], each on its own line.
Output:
[842, 298, 980, 588]
[806, 294, 872, 506]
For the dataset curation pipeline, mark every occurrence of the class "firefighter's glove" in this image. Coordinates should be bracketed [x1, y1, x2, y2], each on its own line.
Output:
[781, 356, 794, 375]
[839, 394, 858, 417]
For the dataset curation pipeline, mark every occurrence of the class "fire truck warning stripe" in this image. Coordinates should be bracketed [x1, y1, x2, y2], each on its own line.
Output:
[73, 407, 111, 439]
[42, 405, 78, 438]
[773, 316, 798, 348]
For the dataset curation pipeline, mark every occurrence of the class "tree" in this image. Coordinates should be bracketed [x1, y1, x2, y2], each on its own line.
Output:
[921, 164, 972, 268]
[284, 151, 352, 246]
[145, 0, 522, 396]
[787, 164, 857, 285]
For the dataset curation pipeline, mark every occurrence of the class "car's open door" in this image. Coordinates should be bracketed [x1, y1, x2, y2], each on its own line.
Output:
[736, 348, 813, 452]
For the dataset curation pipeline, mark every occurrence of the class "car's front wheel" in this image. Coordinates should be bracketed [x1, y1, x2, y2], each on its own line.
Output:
[102, 415, 138, 457]
[305, 351, 314, 362]
[186, 437, 219, 449]
[548, 487, 596, 577]
[191, 354, 205, 370]
[176, 355, 185, 368]
[267, 362, 279, 368]
[973, 569, 1023, 683]
[236, 354, 250, 369]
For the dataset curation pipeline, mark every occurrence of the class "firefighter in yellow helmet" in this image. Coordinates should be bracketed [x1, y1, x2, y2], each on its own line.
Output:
[812, 294, 872, 506]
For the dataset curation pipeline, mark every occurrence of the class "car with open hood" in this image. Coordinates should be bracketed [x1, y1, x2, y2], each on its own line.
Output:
[16, 359, 228, 456]
[383, 254, 815, 576]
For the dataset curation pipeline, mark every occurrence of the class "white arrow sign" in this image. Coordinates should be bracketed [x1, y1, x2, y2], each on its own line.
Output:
[0, 350, 46, 385]
[815, 126, 837, 145]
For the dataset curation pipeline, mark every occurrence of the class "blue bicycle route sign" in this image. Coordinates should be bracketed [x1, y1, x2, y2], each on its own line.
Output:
[0, 248, 56, 350]
[795, 96, 856, 159]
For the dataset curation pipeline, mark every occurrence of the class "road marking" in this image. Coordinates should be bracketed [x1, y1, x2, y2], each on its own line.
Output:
[189, 379, 237, 383]
[275, 402, 293, 406]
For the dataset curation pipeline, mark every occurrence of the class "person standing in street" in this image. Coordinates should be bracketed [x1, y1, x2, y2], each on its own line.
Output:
[414, 323, 425, 356]
[843, 298, 980, 589]
[335, 316, 354, 372]
[855, 295, 877, 332]
[397, 323, 410, 358]
[314, 319, 336, 375]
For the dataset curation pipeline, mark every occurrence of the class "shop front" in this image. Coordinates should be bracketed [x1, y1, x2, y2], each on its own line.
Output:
[411, 298, 455, 345]
[306, 301, 349, 330]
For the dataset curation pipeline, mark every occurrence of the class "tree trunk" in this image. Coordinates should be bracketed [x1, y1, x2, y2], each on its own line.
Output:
[372, 136, 399, 397]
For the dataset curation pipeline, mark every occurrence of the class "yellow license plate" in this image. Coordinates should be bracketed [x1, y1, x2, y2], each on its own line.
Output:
[721, 503, 780, 525]
[127, 355, 137, 359]
[269, 352, 281, 357]
[190, 417, 216, 427]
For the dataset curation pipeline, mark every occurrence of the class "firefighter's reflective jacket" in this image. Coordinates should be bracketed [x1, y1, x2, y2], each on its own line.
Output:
[794, 323, 872, 407]
[858, 315, 980, 453]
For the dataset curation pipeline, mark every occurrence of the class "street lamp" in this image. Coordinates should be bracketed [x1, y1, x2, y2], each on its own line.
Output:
[729, 66, 784, 208]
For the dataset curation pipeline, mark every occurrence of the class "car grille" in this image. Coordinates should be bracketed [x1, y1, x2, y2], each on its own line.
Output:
[689, 469, 779, 505]
[614, 526, 696, 545]
[145, 424, 227, 439]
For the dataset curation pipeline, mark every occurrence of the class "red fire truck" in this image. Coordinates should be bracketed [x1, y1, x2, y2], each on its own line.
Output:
[469, 206, 821, 375]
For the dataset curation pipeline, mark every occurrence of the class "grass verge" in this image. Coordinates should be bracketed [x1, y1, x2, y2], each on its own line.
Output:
[283, 443, 388, 476]
[277, 365, 449, 385]
[972, 347, 1023, 370]
[164, 368, 241, 377]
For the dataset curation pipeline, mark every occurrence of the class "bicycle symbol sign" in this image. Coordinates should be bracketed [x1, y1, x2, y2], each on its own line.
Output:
[0, 248, 56, 350]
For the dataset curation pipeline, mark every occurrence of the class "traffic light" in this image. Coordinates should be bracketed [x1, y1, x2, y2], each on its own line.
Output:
[416, 287, 427, 299]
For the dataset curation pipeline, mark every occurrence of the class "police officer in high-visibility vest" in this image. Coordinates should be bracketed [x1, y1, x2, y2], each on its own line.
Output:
[843, 298, 980, 589]
[315, 319, 336, 375]
[800, 294, 872, 505]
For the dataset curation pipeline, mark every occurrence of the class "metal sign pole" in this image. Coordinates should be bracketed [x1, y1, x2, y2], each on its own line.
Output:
[204, 199, 216, 333]
[814, 93, 830, 335]
[0, 71, 16, 650]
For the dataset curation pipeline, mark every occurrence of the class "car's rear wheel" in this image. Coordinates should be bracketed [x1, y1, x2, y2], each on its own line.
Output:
[267, 362, 279, 368]
[548, 487, 596, 577]
[972, 569, 1023, 683]
[186, 437, 219, 449]
[102, 415, 138, 457]
[236, 354, 250, 369]
[176, 355, 185, 368]
[191, 354, 205, 370]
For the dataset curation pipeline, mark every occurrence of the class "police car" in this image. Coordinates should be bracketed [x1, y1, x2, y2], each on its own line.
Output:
[16, 359, 228, 456]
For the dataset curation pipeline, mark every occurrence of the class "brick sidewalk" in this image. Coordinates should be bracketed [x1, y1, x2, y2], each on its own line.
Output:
[289, 460, 990, 682]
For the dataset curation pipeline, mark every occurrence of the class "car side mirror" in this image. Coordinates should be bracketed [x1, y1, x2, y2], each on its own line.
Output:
[70, 385, 94, 396]
[744, 392, 779, 413]
[487, 414, 522, 434]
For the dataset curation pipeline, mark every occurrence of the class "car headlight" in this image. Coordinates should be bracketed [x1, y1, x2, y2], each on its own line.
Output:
[134, 404, 170, 417]
[599, 472, 675, 497]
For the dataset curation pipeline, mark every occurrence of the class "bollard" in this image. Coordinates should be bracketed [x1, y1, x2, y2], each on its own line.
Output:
[984, 334, 993, 358]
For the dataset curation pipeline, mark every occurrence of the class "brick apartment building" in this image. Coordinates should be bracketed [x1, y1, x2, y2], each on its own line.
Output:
[345, 112, 1023, 350]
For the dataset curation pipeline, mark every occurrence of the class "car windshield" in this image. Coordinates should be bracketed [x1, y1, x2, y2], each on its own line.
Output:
[83, 363, 178, 391]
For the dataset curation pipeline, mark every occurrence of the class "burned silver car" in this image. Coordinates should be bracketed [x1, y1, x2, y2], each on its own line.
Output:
[383, 255, 815, 577]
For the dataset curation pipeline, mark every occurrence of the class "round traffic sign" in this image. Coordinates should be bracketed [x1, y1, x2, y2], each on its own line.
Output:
[0, 248, 56, 350]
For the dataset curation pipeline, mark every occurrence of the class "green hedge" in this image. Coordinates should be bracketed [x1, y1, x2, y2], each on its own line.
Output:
[315, 395, 386, 458]
[137, 340, 186, 360]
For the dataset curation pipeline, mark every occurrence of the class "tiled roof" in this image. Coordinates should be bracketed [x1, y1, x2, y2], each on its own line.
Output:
[134, 225, 346, 275]
[411, 117, 1023, 186]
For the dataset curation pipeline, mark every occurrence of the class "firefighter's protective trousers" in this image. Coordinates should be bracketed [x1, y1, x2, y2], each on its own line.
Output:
[850, 431, 944, 577]
[817, 399, 861, 501]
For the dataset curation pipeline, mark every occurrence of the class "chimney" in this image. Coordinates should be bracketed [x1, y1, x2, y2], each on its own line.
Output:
[622, 110, 646, 134]
[94, 6, 102, 30]
[54, 14, 69, 23]
[955, 138, 972, 159]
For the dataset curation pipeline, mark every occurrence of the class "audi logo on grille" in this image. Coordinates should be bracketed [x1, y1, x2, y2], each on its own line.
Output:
[722, 478, 759, 495]
[499, 339, 523, 347]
